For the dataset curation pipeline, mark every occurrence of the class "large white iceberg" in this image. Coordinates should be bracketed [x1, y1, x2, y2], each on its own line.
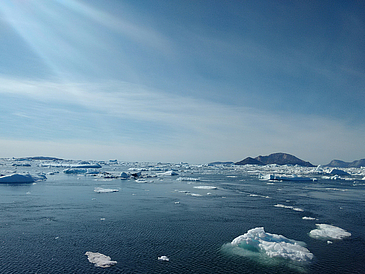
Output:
[228, 227, 313, 262]
[85, 252, 117, 268]
[309, 224, 351, 240]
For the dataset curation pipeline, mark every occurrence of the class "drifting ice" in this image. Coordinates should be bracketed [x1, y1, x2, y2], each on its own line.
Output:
[94, 187, 119, 193]
[230, 227, 313, 262]
[85, 252, 117, 268]
[158, 255, 170, 261]
[193, 186, 217, 190]
[309, 224, 351, 240]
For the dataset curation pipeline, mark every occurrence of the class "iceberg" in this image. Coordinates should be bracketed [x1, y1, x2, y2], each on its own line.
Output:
[63, 168, 87, 174]
[228, 227, 313, 262]
[309, 224, 351, 240]
[85, 252, 117, 268]
[0, 173, 44, 183]
[157, 170, 178, 176]
[94, 187, 119, 193]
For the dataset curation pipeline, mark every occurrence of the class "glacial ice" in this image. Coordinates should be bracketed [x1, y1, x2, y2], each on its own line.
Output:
[85, 252, 117, 268]
[94, 187, 119, 193]
[309, 224, 351, 240]
[229, 227, 313, 262]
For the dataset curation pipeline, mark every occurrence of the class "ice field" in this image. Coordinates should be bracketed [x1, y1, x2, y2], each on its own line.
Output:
[0, 158, 364, 273]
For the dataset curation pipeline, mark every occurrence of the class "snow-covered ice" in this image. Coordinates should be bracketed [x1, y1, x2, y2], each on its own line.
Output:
[85, 252, 117, 268]
[229, 227, 313, 262]
[309, 224, 351, 240]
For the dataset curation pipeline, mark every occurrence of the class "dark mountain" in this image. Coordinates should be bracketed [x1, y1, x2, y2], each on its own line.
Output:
[235, 153, 315, 167]
[325, 158, 365, 168]
[234, 157, 264, 165]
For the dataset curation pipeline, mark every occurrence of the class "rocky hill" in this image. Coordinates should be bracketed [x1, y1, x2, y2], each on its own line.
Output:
[325, 158, 365, 168]
[235, 153, 315, 167]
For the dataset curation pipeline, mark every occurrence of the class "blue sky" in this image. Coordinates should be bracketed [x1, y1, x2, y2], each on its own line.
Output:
[0, 0, 364, 164]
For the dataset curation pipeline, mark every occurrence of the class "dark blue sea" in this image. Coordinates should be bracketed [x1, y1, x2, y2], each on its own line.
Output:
[0, 160, 364, 273]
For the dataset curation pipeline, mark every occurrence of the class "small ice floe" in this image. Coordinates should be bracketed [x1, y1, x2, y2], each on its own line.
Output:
[261, 174, 316, 182]
[94, 187, 119, 193]
[158, 255, 170, 261]
[302, 217, 316, 220]
[190, 193, 202, 197]
[100, 218, 106, 221]
[327, 240, 333, 244]
[309, 224, 351, 240]
[157, 170, 178, 176]
[274, 204, 304, 212]
[176, 177, 200, 181]
[193, 186, 217, 190]
[228, 227, 313, 262]
[85, 252, 117, 268]
[174, 201, 180, 204]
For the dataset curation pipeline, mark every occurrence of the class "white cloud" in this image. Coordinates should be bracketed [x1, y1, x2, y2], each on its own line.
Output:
[0, 76, 364, 163]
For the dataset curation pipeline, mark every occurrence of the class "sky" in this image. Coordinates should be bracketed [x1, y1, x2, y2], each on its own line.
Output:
[0, 0, 364, 164]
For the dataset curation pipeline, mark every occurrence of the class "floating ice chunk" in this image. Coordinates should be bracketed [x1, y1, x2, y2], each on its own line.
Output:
[309, 224, 351, 240]
[157, 170, 178, 176]
[94, 187, 119, 193]
[0, 173, 39, 183]
[274, 204, 304, 212]
[302, 217, 316, 220]
[193, 186, 217, 190]
[85, 252, 117, 268]
[158, 255, 169, 261]
[230, 227, 313, 262]
[176, 177, 200, 181]
[120, 172, 129, 179]
[190, 193, 202, 197]
[63, 168, 87, 174]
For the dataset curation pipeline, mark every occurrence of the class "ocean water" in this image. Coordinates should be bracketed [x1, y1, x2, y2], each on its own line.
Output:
[0, 161, 364, 273]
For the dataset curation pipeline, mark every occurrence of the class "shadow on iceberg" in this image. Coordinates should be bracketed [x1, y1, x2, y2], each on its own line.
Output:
[0, 173, 46, 184]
